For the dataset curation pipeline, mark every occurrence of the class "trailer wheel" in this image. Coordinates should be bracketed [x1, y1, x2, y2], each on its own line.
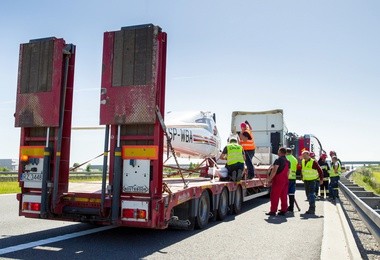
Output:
[233, 185, 243, 214]
[217, 188, 229, 220]
[195, 190, 210, 229]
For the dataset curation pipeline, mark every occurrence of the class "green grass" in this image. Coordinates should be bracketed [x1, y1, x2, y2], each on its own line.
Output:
[0, 182, 21, 194]
[372, 171, 380, 183]
[352, 166, 380, 195]
[0, 177, 103, 194]
[69, 176, 102, 182]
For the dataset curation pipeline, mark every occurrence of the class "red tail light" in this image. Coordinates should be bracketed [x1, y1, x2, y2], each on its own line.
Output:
[22, 202, 41, 211]
[122, 208, 147, 219]
[123, 209, 134, 218]
[31, 202, 41, 211]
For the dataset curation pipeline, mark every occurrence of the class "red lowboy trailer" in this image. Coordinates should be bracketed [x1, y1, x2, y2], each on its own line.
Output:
[15, 24, 270, 230]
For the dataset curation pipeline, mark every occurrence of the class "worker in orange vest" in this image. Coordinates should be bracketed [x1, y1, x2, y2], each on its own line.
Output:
[239, 122, 256, 179]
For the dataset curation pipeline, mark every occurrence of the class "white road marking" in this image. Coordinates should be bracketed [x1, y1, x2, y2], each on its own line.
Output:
[34, 246, 62, 252]
[0, 225, 116, 255]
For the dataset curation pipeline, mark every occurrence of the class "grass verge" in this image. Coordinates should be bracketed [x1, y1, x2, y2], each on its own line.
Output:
[0, 182, 20, 194]
[0, 177, 103, 194]
[351, 166, 380, 195]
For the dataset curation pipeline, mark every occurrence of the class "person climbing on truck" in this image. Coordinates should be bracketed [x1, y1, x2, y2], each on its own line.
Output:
[239, 121, 256, 179]
[220, 136, 245, 181]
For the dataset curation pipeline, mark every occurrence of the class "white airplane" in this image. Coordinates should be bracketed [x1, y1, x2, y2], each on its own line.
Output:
[164, 111, 221, 160]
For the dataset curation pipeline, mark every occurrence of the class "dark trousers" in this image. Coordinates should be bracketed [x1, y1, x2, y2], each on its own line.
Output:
[314, 179, 320, 197]
[226, 162, 244, 179]
[329, 176, 340, 199]
[288, 180, 296, 211]
[320, 179, 329, 198]
[244, 149, 255, 178]
[304, 180, 316, 211]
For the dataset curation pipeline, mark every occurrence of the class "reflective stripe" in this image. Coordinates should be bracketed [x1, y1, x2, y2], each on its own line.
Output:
[240, 129, 256, 150]
[226, 143, 245, 165]
[302, 159, 318, 180]
[286, 154, 298, 180]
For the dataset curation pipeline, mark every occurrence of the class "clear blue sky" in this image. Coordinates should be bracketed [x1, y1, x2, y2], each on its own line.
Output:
[1, 0, 379, 165]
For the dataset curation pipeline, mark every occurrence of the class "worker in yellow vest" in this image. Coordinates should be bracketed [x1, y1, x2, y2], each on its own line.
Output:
[300, 150, 323, 215]
[239, 122, 256, 179]
[286, 147, 298, 212]
[329, 156, 341, 201]
[220, 137, 246, 182]
[310, 152, 320, 199]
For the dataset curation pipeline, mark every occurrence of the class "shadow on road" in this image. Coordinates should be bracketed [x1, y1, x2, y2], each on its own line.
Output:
[264, 216, 288, 224]
[1, 197, 270, 259]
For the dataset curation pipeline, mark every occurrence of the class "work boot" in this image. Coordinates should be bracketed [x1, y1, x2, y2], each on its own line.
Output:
[305, 206, 315, 215]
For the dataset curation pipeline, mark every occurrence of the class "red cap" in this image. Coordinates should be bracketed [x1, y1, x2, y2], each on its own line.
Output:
[321, 153, 327, 159]
[240, 122, 247, 128]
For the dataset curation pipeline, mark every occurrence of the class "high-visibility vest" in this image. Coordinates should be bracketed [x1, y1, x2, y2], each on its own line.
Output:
[226, 143, 245, 165]
[286, 154, 298, 180]
[240, 129, 256, 151]
[329, 161, 341, 177]
[302, 159, 318, 181]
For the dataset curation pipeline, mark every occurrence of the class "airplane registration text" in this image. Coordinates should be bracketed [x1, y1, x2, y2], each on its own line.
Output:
[167, 128, 193, 143]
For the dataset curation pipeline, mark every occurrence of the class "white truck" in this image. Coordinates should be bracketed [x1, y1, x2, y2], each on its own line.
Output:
[231, 109, 287, 166]
[231, 109, 325, 173]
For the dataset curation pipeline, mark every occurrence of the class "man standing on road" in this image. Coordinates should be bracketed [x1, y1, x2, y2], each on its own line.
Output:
[300, 150, 323, 214]
[318, 153, 330, 199]
[239, 122, 256, 179]
[286, 147, 298, 212]
[220, 137, 245, 182]
[266, 147, 290, 216]
[310, 152, 320, 199]
[329, 156, 341, 201]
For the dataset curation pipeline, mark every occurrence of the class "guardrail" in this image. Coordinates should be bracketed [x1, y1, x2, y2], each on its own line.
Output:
[342, 161, 380, 165]
[339, 172, 380, 243]
[0, 172, 103, 181]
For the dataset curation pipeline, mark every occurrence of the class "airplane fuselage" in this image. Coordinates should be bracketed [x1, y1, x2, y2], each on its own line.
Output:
[164, 111, 221, 159]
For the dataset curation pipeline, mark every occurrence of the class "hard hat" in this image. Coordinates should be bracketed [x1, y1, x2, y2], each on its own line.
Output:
[229, 136, 238, 142]
[329, 150, 336, 156]
[240, 122, 247, 128]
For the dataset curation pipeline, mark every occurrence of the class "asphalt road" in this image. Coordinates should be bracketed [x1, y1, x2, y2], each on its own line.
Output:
[0, 188, 331, 260]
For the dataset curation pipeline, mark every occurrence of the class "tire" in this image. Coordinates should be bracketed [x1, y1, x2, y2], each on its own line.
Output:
[217, 188, 229, 220]
[233, 185, 243, 214]
[195, 190, 210, 229]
